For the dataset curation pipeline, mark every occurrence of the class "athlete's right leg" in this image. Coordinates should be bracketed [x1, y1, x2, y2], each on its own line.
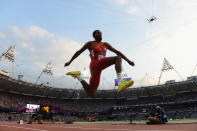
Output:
[66, 71, 98, 97]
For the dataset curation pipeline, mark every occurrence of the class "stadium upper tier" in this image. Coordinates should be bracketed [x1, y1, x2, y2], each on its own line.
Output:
[0, 74, 197, 99]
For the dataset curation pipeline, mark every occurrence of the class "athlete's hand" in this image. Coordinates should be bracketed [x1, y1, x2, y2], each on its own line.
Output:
[64, 61, 71, 67]
[128, 61, 135, 66]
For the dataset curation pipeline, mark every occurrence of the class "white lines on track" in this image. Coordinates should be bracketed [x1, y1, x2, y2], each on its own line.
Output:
[41, 125, 103, 130]
[0, 124, 184, 131]
[40, 125, 181, 131]
[104, 129, 129, 131]
[0, 124, 48, 131]
[135, 130, 181, 131]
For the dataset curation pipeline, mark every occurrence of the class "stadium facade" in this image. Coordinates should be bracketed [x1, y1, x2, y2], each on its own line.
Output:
[0, 72, 197, 121]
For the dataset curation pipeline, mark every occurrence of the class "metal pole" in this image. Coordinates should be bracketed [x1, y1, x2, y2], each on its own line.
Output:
[35, 71, 43, 85]
[191, 63, 197, 76]
[12, 62, 14, 78]
[173, 68, 184, 81]
[158, 71, 163, 85]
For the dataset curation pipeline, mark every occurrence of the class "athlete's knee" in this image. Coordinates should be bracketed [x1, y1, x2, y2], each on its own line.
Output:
[87, 87, 97, 98]
[116, 55, 122, 62]
[88, 91, 96, 98]
[88, 92, 96, 98]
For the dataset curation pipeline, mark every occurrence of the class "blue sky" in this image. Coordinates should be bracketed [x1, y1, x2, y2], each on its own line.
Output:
[0, 0, 147, 43]
[0, 0, 197, 89]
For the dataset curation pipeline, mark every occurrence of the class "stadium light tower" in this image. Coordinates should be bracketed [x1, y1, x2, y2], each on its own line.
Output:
[35, 61, 53, 85]
[191, 62, 197, 76]
[158, 57, 184, 85]
[140, 73, 157, 87]
[0, 45, 16, 77]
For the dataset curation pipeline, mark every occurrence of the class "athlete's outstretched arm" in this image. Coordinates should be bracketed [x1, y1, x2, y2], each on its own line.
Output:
[64, 42, 90, 67]
[104, 42, 135, 66]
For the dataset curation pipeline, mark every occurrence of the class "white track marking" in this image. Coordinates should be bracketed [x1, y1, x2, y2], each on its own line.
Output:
[0, 124, 48, 131]
[41, 125, 103, 130]
[105, 129, 129, 131]
[18, 124, 185, 131]
[135, 130, 181, 131]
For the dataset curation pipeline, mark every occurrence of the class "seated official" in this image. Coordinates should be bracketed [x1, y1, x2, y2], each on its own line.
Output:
[147, 105, 168, 124]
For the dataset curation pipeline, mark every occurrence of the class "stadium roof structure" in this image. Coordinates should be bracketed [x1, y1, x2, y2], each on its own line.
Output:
[158, 58, 184, 85]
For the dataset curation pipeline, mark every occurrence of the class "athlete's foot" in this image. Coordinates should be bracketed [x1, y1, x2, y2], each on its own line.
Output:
[66, 71, 81, 79]
[118, 80, 134, 92]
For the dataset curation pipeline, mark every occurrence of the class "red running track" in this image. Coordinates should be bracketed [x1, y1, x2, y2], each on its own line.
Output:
[0, 122, 197, 131]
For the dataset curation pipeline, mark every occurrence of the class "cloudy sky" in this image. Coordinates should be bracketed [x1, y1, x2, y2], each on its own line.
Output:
[0, 0, 197, 90]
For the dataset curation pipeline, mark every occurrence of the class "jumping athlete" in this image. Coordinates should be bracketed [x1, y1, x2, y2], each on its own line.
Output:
[64, 30, 135, 97]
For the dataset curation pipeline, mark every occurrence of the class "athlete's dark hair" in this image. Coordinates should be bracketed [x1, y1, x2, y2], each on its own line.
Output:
[92, 30, 101, 38]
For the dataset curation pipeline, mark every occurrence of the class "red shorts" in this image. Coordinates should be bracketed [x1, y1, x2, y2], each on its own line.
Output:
[89, 57, 111, 88]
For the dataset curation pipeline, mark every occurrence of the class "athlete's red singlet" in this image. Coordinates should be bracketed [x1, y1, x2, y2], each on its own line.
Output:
[90, 41, 106, 60]
[89, 41, 111, 88]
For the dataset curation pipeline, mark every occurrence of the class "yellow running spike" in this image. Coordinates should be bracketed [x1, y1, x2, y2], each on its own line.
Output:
[66, 71, 81, 79]
[118, 80, 134, 92]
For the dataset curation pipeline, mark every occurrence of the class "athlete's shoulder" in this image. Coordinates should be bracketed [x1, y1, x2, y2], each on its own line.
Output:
[85, 41, 94, 45]
[83, 41, 92, 47]
[103, 42, 111, 48]
[84, 41, 94, 50]
[103, 42, 109, 44]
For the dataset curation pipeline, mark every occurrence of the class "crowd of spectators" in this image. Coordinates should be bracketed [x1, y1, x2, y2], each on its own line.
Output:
[1, 90, 197, 121]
